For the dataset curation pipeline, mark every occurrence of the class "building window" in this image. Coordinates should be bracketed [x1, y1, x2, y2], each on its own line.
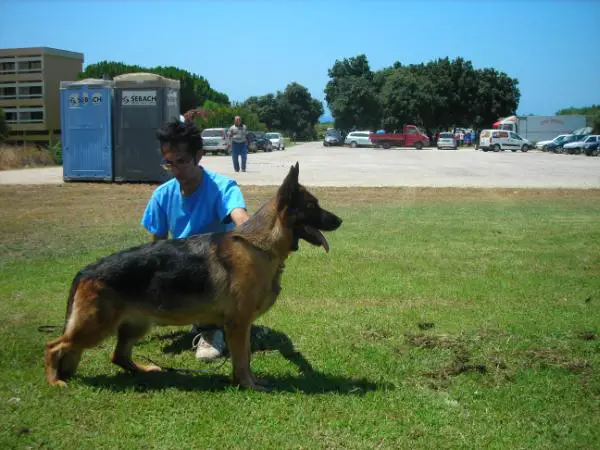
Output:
[0, 86, 17, 99]
[17, 60, 42, 73]
[18, 108, 44, 123]
[18, 85, 43, 98]
[0, 61, 16, 73]
[4, 109, 18, 123]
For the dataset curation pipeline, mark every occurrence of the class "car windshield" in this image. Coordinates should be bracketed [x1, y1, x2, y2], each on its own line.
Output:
[439, 132, 453, 138]
[201, 129, 224, 137]
[254, 132, 265, 138]
[327, 130, 340, 136]
[554, 135, 567, 143]
[265, 133, 279, 139]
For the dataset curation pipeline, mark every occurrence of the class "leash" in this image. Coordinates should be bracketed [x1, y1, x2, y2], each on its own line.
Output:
[37, 325, 63, 333]
[38, 324, 229, 375]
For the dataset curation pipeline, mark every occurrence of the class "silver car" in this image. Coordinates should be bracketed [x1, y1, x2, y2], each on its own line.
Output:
[265, 132, 285, 150]
[201, 128, 230, 155]
[437, 132, 457, 150]
[344, 131, 373, 148]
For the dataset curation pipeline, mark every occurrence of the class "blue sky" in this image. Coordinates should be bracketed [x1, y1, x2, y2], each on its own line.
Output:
[1, 0, 599, 118]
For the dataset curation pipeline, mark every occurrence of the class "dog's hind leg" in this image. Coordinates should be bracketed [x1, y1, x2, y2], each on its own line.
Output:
[45, 281, 123, 387]
[111, 321, 161, 374]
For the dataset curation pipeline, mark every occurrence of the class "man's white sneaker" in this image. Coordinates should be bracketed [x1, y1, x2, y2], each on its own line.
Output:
[193, 329, 226, 361]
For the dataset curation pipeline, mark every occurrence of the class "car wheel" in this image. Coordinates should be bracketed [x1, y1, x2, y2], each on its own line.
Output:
[382, 142, 391, 149]
[415, 141, 423, 150]
[351, 141, 357, 148]
[492, 144, 501, 152]
[521, 145, 528, 152]
[453, 146, 458, 150]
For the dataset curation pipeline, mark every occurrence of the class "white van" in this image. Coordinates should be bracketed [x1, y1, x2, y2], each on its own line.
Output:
[478, 129, 531, 152]
[201, 128, 231, 155]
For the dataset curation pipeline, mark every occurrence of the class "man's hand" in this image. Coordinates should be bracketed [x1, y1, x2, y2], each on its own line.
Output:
[230, 208, 250, 227]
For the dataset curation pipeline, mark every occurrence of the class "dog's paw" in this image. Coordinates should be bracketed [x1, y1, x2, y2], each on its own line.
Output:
[49, 379, 68, 388]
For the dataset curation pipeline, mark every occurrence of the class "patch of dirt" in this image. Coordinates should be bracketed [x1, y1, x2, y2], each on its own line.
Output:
[522, 348, 591, 374]
[360, 328, 391, 342]
[576, 330, 597, 341]
[404, 333, 460, 350]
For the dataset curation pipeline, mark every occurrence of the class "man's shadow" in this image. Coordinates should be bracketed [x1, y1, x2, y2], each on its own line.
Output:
[82, 326, 389, 395]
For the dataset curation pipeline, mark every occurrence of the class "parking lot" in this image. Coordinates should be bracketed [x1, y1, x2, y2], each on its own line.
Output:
[1, 142, 599, 188]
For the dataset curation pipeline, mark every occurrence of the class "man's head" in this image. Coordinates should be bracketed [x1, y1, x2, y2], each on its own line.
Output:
[156, 120, 203, 181]
[234, 116, 241, 126]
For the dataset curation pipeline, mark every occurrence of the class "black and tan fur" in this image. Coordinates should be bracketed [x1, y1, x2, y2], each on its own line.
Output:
[44, 163, 342, 390]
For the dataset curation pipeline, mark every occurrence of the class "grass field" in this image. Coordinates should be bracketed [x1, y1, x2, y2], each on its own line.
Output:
[1, 184, 599, 449]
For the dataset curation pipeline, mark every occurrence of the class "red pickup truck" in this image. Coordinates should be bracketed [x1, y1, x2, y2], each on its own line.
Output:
[369, 125, 430, 150]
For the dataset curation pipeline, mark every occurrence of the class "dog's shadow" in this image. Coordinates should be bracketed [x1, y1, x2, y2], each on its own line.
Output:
[81, 326, 388, 395]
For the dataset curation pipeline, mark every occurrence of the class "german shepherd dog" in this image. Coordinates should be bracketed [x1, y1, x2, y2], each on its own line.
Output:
[44, 163, 342, 390]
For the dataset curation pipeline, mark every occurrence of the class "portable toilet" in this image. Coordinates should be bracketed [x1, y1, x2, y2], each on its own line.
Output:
[59, 78, 114, 181]
[113, 72, 181, 182]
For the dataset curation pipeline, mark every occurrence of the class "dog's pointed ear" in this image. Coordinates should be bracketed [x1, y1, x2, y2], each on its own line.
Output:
[277, 163, 300, 210]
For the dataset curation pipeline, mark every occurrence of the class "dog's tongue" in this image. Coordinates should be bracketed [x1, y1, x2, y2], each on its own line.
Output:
[305, 226, 329, 252]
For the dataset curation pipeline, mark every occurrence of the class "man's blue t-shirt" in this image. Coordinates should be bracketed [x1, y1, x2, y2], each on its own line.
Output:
[141, 168, 246, 239]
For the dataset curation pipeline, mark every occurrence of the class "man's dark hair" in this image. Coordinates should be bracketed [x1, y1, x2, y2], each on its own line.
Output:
[156, 119, 203, 157]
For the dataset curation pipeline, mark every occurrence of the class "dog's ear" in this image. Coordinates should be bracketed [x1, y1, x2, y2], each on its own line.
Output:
[277, 162, 300, 210]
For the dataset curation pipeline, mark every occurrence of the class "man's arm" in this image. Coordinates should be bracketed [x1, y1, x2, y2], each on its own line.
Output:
[230, 207, 250, 227]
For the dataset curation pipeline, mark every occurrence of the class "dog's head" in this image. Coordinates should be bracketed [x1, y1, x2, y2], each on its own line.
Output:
[277, 162, 342, 252]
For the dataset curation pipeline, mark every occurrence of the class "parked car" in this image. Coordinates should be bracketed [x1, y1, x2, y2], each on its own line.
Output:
[323, 129, 344, 146]
[369, 125, 429, 149]
[536, 134, 568, 150]
[437, 132, 458, 150]
[478, 130, 531, 152]
[583, 136, 599, 156]
[247, 131, 273, 153]
[546, 134, 588, 153]
[344, 131, 374, 148]
[265, 132, 285, 150]
[201, 128, 230, 155]
[564, 135, 599, 155]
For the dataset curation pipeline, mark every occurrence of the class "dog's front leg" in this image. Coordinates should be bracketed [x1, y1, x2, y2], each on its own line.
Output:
[225, 321, 264, 391]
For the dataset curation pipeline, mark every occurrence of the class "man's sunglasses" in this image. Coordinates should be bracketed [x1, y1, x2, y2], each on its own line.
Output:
[160, 157, 194, 171]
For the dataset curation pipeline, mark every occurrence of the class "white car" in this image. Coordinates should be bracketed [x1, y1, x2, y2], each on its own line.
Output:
[437, 132, 458, 150]
[265, 132, 285, 150]
[201, 128, 230, 155]
[563, 135, 598, 154]
[536, 134, 568, 150]
[479, 129, 531, 152]
[344, 131, 373, 148]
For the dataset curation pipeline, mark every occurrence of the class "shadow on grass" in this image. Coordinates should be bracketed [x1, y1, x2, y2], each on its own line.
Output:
[80, 326, 389, 395]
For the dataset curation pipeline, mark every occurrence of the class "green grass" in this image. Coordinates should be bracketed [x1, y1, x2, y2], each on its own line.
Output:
[1, 185, 599, 449]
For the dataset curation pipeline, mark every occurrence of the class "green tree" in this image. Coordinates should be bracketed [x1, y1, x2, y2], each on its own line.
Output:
[243, 94, 282, 130]
[242, 83, 323, 140]
[194, 101, 266, 132]
[471, 67, 520, 129]
[79, 61, 229, 113]
[324, 54, 380, 130]
[325, 54, 520, 132]
[278, 83, 323, 140]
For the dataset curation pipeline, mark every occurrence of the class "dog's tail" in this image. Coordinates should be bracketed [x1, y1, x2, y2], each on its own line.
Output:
[63, 272, 82, 333]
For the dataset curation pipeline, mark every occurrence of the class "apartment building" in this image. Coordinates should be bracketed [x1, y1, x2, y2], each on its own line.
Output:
[0, 47, 84, 144]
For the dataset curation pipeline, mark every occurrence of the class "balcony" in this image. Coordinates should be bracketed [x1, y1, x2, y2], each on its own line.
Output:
[0, 56, 42, 75]
[0, 83, 43, 100]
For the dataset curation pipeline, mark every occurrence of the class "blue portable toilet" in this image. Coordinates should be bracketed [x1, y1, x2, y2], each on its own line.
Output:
[60, 78, 114, 181]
